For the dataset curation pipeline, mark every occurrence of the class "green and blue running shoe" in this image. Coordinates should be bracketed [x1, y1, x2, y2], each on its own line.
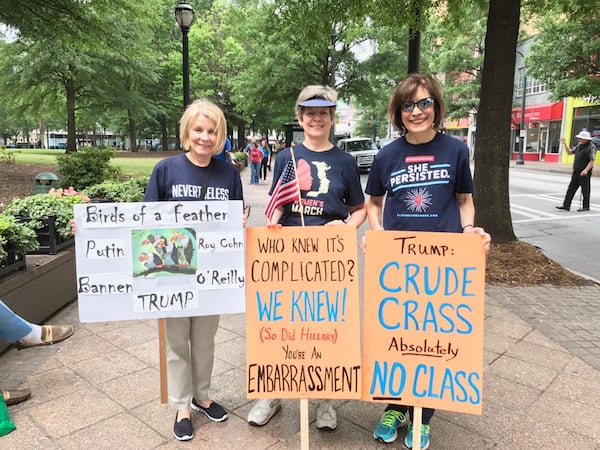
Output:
[404, 422, 430, 450]
[373, 409, 408, 443]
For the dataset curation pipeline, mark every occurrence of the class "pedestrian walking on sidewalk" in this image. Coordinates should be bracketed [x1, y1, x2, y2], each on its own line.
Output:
[144, 99, 244, 441]
[249, 141, 263, 185]
[259, 138, 271, 182]
[556, 129, 596, 212]
[247, 84, 366, 430]
[365, 73, 491, 450]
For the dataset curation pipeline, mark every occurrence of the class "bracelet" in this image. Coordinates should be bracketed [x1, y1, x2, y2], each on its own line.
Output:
[462, 224, 474, 232]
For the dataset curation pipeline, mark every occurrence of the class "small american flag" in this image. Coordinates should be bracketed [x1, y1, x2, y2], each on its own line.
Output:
[265, 159, 298, 220]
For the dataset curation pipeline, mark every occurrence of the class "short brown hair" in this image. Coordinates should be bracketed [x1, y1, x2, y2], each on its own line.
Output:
[388, 74, 445, 132]
[180, 99, 226, 154]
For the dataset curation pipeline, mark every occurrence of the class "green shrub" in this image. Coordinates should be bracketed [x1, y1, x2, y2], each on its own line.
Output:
[233, 151, 247, 162]
[56, 145, 122, 190]
[84, 176, 149, 202]
[3, 192, 89, 239]
[0, 148, 16, 163]
[0, 214, 39, 260]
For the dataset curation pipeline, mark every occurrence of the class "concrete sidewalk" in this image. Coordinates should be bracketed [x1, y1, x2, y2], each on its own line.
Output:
[2, 163, 600, 449]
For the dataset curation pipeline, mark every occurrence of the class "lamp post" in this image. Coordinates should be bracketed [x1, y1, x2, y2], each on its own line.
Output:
[175, 2, 195, 110]
[516, 50, 526, 165]
[330, 30, 337, 88]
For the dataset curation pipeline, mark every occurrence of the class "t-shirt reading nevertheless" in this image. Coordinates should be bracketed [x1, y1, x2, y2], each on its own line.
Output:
[144, 153, 243, 202]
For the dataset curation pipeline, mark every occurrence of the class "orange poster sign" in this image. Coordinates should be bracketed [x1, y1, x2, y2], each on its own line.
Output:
[362, 230, 485, 415]
[245, 226, 361, 399]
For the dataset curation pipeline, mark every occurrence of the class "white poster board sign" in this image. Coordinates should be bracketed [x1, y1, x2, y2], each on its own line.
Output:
[74, 201, 245, 322]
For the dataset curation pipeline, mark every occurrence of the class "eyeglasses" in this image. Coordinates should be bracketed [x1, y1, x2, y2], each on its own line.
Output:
[400, 97, 435, 113]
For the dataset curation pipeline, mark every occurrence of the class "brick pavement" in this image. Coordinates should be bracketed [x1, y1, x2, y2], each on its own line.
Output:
[1, 162, 600, 449]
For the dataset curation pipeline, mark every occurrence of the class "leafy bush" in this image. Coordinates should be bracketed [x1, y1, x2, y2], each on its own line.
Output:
[84, 176, 149, 202]
[233, 151, 247, 163]
[56, 145, 122, 190]
[3, 191, 89, 239]
[0, 214, 39, 260]
[0, 148, 16, 163]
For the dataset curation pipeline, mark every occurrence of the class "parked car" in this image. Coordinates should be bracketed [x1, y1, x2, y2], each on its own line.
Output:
[337, 137, 379, 172]
[377, 137, 396, 149]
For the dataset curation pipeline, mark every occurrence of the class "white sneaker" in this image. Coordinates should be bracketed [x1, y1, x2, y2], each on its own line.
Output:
[316, 400, 337, 430]
[247, 399, 281, 426]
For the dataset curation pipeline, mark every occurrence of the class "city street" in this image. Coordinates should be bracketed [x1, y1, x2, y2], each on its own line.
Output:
[509, 168, 600, 282]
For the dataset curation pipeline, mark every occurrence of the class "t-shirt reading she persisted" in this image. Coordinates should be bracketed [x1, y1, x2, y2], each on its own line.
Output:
[365, 132, 473, 233]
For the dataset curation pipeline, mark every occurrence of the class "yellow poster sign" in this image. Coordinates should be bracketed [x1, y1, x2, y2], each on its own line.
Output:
[362, 230, 485, 415]
[245, 226, 361, 399]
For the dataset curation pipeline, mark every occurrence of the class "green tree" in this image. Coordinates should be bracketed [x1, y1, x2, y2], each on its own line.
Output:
[227, 0, 376, 135]
[527, 9, 600, 99]
[425, 5, 487, 120]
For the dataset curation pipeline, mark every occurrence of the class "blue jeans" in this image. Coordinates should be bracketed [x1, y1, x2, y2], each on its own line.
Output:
[250, 162, 261, 184]
[0, 300, 32, 342]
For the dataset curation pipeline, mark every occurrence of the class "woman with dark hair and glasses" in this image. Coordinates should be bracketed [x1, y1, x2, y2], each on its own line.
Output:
[364, 73, 490, 449]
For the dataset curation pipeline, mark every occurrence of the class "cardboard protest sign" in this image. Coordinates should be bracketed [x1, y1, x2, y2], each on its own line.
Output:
[362, 230, 485, 415]
[74, 201, 245, 322]
[245, 226, 361, 399]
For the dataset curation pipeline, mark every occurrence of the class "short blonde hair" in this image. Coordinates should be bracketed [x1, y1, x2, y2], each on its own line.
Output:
[295, 85, 337, 120]
[180, 99, 226, 154]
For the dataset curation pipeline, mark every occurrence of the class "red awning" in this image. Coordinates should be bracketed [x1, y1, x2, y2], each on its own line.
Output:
[511, 101, 564, 123]
[445, 118, 470, 129]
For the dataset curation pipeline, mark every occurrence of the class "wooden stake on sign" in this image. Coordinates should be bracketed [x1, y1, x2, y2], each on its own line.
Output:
[413, 406, 422, 450]
[300, 398, 309, 450]
[289, 148, 305, 226]
[159, 318, 168, 403]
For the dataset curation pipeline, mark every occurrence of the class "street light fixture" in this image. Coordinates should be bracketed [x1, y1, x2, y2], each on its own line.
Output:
[175, 2, 195, 110]
[516, 50, 526, 166]
[330, 30, 337, 88]
[329, 29, 337, 143]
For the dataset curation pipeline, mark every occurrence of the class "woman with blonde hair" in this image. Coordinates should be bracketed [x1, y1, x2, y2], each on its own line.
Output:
[144, 99, 244, 441]
[247, 85, 366, 429]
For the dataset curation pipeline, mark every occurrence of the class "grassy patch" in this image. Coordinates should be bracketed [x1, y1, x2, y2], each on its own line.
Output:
[11, 149, 164, 177]
[111, 157, 159, 177]
[11, 149, 62, 164]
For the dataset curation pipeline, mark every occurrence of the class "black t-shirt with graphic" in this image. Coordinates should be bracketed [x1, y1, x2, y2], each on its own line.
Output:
[269, 143, 365, 226]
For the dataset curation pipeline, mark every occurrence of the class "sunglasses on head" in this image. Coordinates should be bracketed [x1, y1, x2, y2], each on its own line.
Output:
[400, 97, 435, 113]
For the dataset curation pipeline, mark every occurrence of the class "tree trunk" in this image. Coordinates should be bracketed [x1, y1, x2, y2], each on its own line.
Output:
[128, 110, 137, 152]
[160, 115, 169, 152]
[174, 116, 181, 150]
[473, 0, 520, 243]
[65, 77, 77, 153]
[38, 120, 46, 149]
[238, 120, 246, 150]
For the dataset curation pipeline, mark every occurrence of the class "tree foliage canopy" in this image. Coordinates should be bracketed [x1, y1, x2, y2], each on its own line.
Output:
[527, 10, 600, 99]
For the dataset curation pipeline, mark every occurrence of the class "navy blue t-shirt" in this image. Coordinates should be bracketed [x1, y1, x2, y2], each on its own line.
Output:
[365, 132, 473, 233]
[144, 153, 243, 202]
[269, 143, 365, 226]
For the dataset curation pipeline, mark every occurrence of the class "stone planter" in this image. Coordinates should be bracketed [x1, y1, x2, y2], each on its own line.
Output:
[0, 249, 77, 353]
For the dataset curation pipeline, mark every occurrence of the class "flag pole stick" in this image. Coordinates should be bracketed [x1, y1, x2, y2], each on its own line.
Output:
[290, 147, 307, 446]
[289, 148, 305, 226]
